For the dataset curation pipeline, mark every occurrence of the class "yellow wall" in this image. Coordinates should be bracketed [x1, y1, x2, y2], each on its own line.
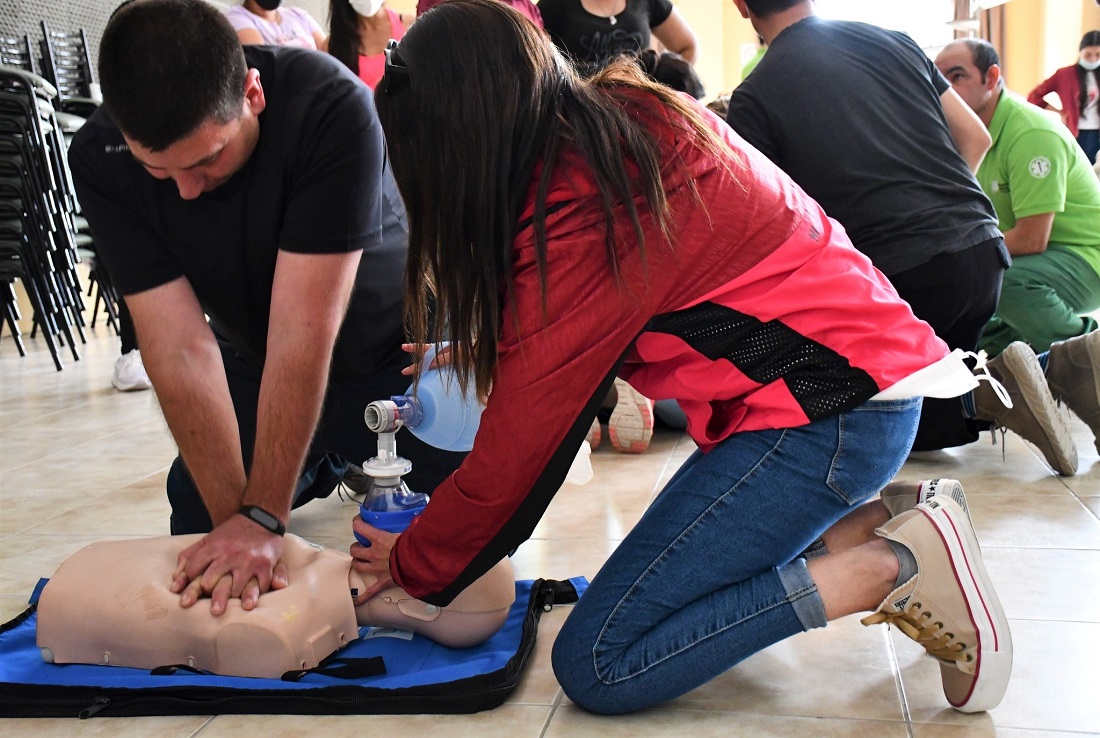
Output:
[374, 0, 1100, 100]
[1006, 0, 1100, 94]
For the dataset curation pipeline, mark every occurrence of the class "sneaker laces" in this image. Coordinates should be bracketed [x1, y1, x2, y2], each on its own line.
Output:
[963, 350, 1012, 410]
[862, 602, 973, 666]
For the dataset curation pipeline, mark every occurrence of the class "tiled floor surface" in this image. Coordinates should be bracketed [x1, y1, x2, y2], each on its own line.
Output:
[2, 327, 1099, 736]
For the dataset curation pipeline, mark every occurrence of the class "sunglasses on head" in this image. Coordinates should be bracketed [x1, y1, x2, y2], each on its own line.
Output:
[382, 39, 410, 88]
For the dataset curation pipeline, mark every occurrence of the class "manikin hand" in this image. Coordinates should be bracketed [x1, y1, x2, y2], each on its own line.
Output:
[349, 514, 399, 605]
[171, 514, 289, 615]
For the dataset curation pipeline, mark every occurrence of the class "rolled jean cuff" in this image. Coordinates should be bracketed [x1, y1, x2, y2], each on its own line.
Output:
[777, 558, 827, 631]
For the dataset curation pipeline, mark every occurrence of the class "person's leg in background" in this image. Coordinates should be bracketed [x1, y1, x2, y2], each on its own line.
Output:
[893, 239, 1080, 475]
[1077, 129, 1100, 167]
[979, 247, 1100, 357]
[888, 239, 1005, 451]
[111, 294, 152, 392]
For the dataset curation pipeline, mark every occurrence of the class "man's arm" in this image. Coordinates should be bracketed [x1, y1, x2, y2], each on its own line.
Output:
[1002, 212, 1056, 256]
[173, 249, 362, 615]
[941, 87, 991, 172]
[126, 276, 247, 525]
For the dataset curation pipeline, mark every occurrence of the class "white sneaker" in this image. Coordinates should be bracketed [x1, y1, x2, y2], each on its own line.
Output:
[112, 349, 152, 392]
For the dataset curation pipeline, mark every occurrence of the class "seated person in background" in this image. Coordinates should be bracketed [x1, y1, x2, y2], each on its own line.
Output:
[328, 0, 412, 89]
[417, 0, 542, 28]
[936, 38, 1100, 455]
[723, 0, 1083, 477]
[37, 534, 515, 678]
[226, 0, 327, 49]
[539, 0, 697, 75]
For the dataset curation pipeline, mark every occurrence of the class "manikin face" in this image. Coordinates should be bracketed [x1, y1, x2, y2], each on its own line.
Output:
[934, 43, 998, 118]
[124, 70, 265, 201]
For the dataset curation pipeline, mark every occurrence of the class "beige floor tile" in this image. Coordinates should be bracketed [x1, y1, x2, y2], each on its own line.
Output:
[508, 605, 567, 706]
[0, 488, 95, 537]
[665, 614, 904, 721]
[545, 707, 910, 737]
[899, 620, 1100, 733]
[509, 537, 619, 584]
[902, 430, 1064, 480]
[982, 547, 1100, 622]
[0, 717, 212, 737]
[27, 474, 173, 536]
[198, 704, 552, 737]
[0, 594, 31, 624]
[912, 724, 1100, 738]
[1081, 498, 1100, 519]
[965, 494, 1100, 549]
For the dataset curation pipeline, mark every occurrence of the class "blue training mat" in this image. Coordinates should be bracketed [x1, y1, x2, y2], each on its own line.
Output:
[0, 577, 586, 717]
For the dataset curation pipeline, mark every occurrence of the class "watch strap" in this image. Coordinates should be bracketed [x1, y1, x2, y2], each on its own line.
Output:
[238, 505, 286, 536]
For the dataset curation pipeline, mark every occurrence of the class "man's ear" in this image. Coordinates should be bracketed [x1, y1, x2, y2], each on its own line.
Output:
[731, 0, 751, 21]
[243, 68, 266, 116]
[985, 64, 1002, 93]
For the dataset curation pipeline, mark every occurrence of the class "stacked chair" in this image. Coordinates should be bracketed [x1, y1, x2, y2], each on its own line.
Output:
[0, 65, 89, 369]
[0, 22, 120, 369]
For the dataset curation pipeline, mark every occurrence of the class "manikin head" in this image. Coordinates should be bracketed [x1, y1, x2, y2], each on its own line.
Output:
[99, 0, 266, 200]
[934, 39, 1004, 126]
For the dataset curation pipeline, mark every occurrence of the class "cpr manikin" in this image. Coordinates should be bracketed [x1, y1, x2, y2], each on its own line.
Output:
[36, 392, 514, 680]
[35, 534, 515, 679]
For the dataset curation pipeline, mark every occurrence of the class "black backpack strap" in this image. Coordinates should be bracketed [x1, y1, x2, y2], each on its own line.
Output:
[281, 655, 387, 682]
[535, 579, 581, 611]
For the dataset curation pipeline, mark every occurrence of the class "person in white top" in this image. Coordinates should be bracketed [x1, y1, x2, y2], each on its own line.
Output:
[225, 0, 328, 49]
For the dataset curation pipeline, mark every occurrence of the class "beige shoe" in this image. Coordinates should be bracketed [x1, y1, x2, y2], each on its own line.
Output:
[1047, 331, 1100, 453]
[586, 417, 602, 450]
[973, 342, 1077, 476]
[880, 479, 969, 521]
[608, 378, 654, 454]
[862, 497, 1012, 713]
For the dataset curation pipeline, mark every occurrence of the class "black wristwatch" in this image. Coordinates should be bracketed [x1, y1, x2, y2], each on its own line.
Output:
[238, 505, 286, 536]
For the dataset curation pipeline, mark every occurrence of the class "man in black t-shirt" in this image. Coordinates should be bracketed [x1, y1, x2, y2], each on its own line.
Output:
[68, 0, 463, 615]
[723, 1, 1077, 476]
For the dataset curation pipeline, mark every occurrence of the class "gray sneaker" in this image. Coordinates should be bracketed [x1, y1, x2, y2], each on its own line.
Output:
[973, 342, 1077, 476]
[1047, 331, 1100, 453]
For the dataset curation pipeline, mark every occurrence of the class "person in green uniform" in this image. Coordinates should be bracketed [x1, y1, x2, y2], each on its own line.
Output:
[936, 38, 1100, 455]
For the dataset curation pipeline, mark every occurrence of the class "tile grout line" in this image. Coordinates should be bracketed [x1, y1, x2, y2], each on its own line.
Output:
[538, 689, 565, 737]
[883, 623, 916, 738]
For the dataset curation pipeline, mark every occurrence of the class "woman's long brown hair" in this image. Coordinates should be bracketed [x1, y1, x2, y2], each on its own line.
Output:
[374, 0, 733, 401]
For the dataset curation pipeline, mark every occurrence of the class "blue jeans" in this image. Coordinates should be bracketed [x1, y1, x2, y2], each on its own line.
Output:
[551, 397, 922, 714]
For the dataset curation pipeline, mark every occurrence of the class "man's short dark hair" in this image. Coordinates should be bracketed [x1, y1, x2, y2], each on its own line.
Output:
[957, 38, 1001, 81]
[744, 0, 806, 18]
[99, 0, 248, 151]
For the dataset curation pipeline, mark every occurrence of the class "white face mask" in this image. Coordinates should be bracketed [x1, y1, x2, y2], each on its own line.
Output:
[1080, 55, 1100, 71]
[350, 0, 385, 17]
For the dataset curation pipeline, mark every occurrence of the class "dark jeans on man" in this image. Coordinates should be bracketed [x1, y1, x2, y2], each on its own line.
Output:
[888, 237, 1008, 451]
[167, 338, 467, 534]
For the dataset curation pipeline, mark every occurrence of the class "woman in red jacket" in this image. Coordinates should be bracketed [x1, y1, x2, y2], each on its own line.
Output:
[1029, 30, 1100, 163]
[359, 0, 1012, 716]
